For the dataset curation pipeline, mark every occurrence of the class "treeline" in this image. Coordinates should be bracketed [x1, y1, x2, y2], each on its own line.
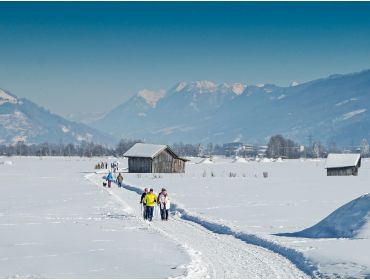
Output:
[0, 139, 142, 157]
[265, 134, 370, 158]
[0, 141, 116, 157]
[1, 135, 369, 158]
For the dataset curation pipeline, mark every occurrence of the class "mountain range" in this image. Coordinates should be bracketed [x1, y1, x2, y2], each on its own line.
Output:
[92, 69, 370, 147]
[2, 69, 370, 147]
[0, 89, 114, 145]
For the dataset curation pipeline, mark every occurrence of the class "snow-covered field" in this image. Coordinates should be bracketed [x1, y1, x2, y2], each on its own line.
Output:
[0, 157, 189, 278]
[122, 156, 370, 278]
[1, 156, 370, 278]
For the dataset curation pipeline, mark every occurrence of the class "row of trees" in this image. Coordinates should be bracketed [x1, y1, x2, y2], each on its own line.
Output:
[1, 136, 370, 158]
[0, 141, 116, 157]
[266, 135, 370, 158]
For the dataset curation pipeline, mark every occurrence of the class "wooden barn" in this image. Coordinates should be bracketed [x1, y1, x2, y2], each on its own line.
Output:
[325, 153, 361, 176]
[123, 143, 188, 173]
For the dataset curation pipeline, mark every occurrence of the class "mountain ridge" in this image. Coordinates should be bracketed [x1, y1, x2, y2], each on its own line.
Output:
[0, 89, 115, 145]
[92, 69, 370, 146]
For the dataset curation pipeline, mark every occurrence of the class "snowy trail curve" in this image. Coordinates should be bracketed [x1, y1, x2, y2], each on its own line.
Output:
[87, 173, 309, 279]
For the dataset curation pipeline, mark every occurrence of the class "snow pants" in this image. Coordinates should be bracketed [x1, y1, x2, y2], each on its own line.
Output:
[160, 206, 168, 220]
[142, 205, 147, 220]
[146, 206, 154, 221]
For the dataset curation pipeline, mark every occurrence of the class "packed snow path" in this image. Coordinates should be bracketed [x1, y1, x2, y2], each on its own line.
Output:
[88, 173, 309, 278]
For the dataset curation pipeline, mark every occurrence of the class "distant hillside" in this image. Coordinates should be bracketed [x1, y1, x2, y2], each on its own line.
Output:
[0, 89, 115, 145]
[92, 69, 370, 146]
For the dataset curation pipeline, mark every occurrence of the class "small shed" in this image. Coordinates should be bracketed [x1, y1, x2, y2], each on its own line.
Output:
[325, 153, 361, 176]
[123, 143, 188, 173]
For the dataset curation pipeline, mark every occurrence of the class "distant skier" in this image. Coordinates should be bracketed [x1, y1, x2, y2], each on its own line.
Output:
[140, 188, 149, 220]
[143, 188, 157, 221]
[106, 171, 113, 188]
[117, 173, 123, 188]
[105, 162, 108, 169]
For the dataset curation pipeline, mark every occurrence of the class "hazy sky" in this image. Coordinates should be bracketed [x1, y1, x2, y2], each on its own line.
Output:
[1, 2, 370, 117]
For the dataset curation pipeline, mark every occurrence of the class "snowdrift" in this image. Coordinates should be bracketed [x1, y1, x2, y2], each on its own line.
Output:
[278, 193, 370, 239]
[232, 156, 247, 163]
[200, 158, 214, 164]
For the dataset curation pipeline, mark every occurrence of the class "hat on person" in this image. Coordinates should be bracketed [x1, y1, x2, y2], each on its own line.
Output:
[150, 188, 153, 192]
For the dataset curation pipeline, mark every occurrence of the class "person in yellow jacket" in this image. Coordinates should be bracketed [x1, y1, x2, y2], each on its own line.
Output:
[143, 188, 157, 221]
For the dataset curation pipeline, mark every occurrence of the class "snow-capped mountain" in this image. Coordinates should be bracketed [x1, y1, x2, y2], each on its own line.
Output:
[92, 69, 370, 146]
[0, 89, 115, 145]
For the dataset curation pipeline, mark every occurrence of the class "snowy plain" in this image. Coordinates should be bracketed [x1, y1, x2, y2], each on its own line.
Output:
[121, 156, 370, 278]
[0, 157, 189, 278]
[1, 156, 370, 278]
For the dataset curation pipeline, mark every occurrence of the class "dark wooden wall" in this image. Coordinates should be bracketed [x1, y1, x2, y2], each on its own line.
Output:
[172, 158, 185, 173]
[128, 157, 152, 173]
[327, 166, 358, 176]
[127, 148, 186, 173]
[152, 150, 174, 173]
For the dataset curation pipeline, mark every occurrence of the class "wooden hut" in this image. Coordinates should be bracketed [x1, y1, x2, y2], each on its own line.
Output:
[325, 153, 361, 176]
[123, 143, 188, 173]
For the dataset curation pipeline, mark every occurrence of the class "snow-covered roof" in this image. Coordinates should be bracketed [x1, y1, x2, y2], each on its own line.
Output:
[325, 153, 361, 169]
[123, 143, 168, 158]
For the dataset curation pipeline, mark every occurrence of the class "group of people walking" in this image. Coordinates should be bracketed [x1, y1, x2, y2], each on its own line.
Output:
[96, 161, 119, 172]
[104, 171, 123, 188]
[95, 161, 108, 170]
[140, 188, 170, 221]
[103, 170, 170, 222]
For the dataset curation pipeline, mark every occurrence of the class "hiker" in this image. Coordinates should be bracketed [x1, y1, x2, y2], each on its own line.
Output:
[157, 188, 166, 219]
[106, 171, 113, 188]
[157, 188, 166, 203]
[117, 172, 123, 188]
[143, 188, 157, 221]
[163, 192, 170, 220]
[159, 189, 170, 220]
[140, 188, 149, 220]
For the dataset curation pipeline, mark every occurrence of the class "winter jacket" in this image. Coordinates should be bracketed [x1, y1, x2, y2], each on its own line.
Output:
[140, 192, 147, 205]
[164, 196, 171, 210]
[157, 191, 165, 205]
[143, 193, 157, 207]
[106, 172, 113, 181]
[159, 194, 170, 210]
[117, 175, 123, 182]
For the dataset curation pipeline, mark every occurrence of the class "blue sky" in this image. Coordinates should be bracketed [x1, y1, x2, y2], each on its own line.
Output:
[1, 2, 370, 117]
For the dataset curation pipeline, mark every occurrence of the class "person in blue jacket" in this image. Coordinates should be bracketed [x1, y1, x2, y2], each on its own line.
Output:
[106, 171, 113, 188]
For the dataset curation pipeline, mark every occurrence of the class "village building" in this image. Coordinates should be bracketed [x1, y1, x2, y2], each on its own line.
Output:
[325, 153, 361, 176]
[123, 143, 188, 173]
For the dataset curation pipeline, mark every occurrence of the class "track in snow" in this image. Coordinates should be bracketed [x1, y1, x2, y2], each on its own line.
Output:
[87, 173, 309, 279]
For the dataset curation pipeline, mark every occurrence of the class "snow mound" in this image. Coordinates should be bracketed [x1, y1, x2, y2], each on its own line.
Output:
[200, 158, 214, 164]
[0, 160, 13, 165]
[278, 193, 370, 239]
[232, 156, 247, 163]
